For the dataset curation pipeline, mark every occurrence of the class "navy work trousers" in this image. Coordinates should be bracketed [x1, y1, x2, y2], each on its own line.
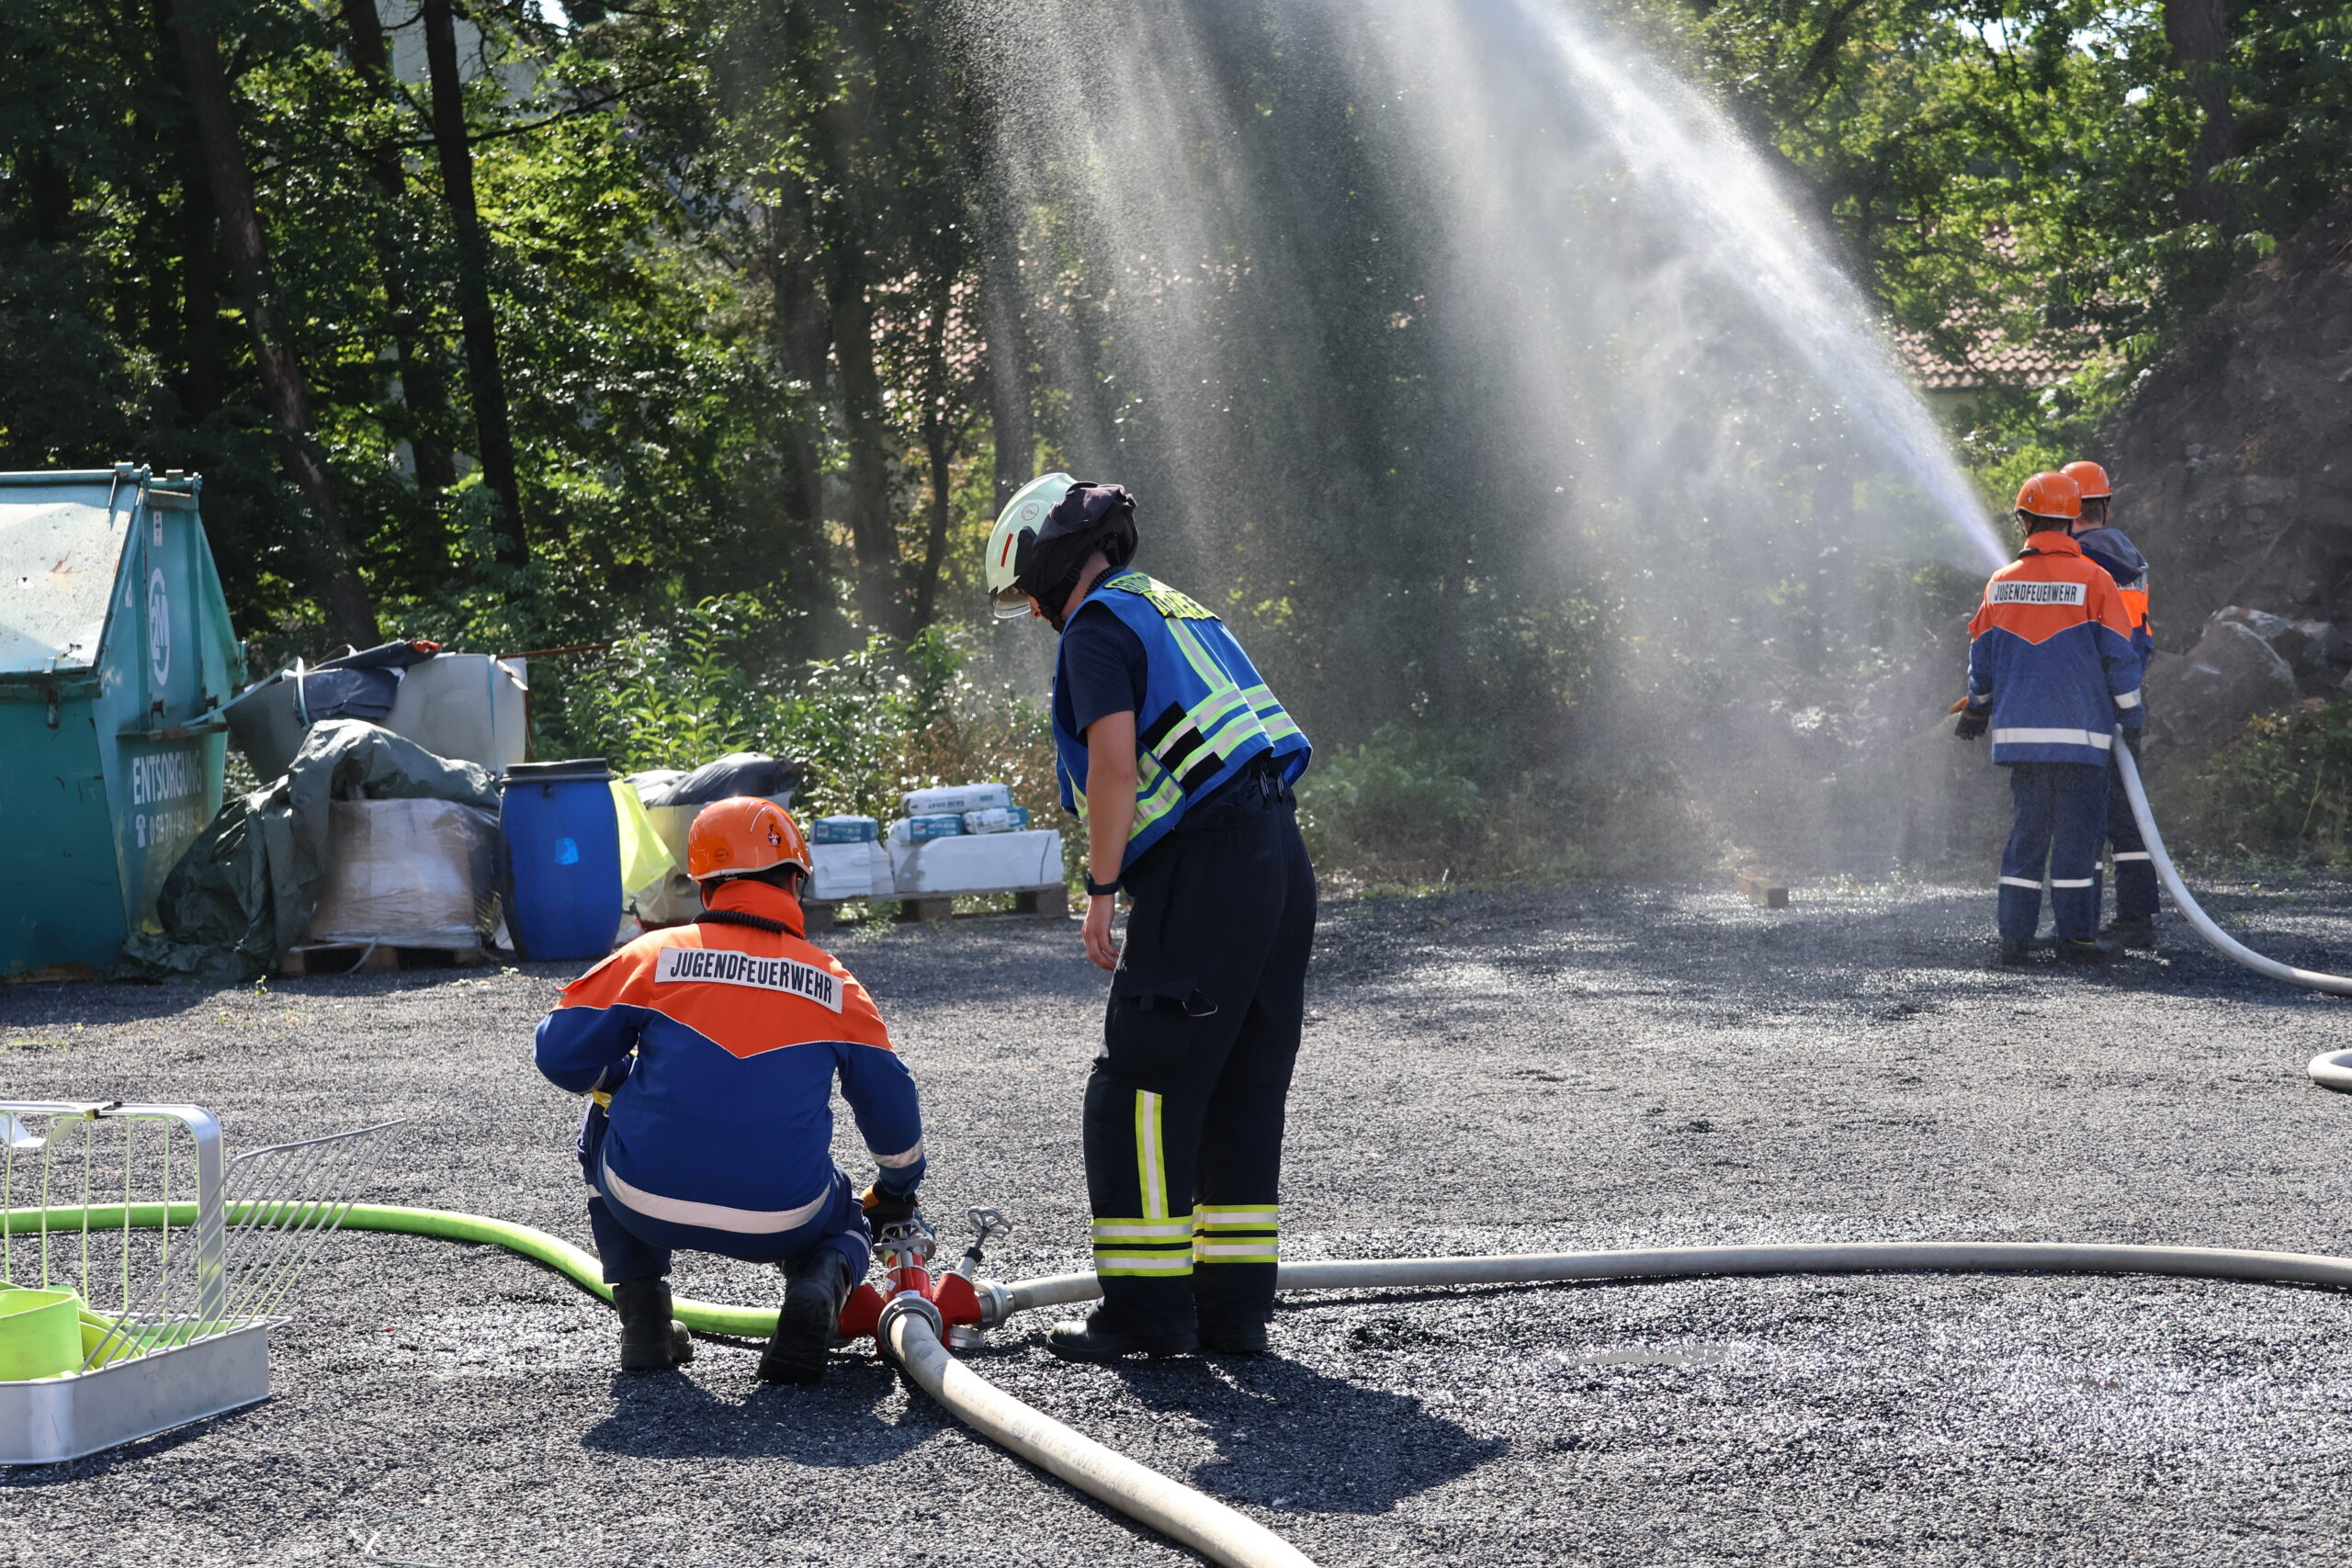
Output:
[577, 1103, 869, 1286]
[1999, 761, 2109, 943]
[1083, 768, 1316, 1337]
[2106, 728, 2159, 921]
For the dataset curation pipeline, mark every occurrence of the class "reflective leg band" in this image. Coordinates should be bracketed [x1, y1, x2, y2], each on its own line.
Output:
[1093, 1215, 1195, 1277]
[1193, 1203, 1279, 1265]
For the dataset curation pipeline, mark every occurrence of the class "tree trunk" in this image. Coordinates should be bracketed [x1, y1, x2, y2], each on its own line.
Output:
[979, 197, 1036, 512]
[763, 191, 832, 554]
[911, 290, 956, 631]
[342, 0, 458, 502]
[2164, 0, 2237, 230]
[421, 0, 528, 566]
[825, 256, 906, 636]
[147, 2, 224, 418]
[166, 0, 378, 645]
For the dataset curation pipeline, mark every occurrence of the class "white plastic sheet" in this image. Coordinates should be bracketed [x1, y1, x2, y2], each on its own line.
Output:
[302, 798, 499, 948]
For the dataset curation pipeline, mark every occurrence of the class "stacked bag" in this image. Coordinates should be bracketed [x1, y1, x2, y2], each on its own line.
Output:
[886, 784, 1030, 844]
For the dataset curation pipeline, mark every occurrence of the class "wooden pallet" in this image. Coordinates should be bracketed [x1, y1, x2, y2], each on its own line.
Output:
[281, 942, 486, 976]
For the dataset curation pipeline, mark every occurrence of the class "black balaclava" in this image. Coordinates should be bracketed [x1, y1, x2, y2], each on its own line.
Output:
[1016, 481, 1138, 630]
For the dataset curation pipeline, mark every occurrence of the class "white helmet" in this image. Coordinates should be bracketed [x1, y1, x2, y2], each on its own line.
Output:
[984, 472, 1074, 620]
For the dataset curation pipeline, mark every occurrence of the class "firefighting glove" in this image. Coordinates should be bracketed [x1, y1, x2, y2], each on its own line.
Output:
[863, 1184, 921, 1228]
[1954, 707, 1988, 741]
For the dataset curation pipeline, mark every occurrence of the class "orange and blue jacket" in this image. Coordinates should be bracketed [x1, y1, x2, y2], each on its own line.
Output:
[1965, 530, 2144, 768]
[534, 878, 923, 1234]
[2075, 524, 2154, 660]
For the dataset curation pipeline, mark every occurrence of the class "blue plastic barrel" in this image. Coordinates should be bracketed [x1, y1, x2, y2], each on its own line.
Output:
[501, 760, 620, 961]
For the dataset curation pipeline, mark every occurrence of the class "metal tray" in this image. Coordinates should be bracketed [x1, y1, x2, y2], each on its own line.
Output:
[0, 1321, 270, 1465]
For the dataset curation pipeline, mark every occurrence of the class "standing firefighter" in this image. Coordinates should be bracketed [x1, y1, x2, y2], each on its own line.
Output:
[1955, 472, 2146, 965]
[2064, 458, 2161, 948]
[534, 797, 924, 1382]
[986, 474, 1314, 1359]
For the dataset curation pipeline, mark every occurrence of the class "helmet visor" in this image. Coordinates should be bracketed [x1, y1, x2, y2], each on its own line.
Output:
[990, 585, 1034, 621]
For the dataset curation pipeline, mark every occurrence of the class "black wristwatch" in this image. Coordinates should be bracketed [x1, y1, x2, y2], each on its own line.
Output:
[1085, 874, 1121, 897]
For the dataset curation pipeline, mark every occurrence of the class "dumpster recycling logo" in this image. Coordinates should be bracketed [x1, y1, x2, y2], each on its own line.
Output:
[146, 567, 171, 686]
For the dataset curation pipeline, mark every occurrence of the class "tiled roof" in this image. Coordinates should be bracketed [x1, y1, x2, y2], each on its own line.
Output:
[1897, 327, 2093, 391]
[1896, 223, 2101, 390]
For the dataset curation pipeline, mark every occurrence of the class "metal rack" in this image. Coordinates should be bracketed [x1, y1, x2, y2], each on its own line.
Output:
[0, 1100, 395, 1463]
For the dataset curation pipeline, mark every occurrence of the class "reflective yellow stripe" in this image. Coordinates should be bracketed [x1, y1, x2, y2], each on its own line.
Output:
[1136, 1091, 1168, 1221]
[1094, 1253, 1196, 1276]
[1193, 1240, 1278, 1264]
[1166, 616, 1240, 693]
[1193, 1206, 1279, 1230]
[1091, 1217, 1194, 1241]
[1127, 772, 1182, 840]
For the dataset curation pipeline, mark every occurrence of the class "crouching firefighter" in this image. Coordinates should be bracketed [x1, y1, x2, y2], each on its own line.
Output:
[1953, 471, 2146, 965]
[2064, 458, 2160, 949]
[533, 797, 925, 1381]
[986, 474, 1314, 1359]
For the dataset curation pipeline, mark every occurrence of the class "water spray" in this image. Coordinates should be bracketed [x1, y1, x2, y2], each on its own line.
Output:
[1504, 0, 2007, 570]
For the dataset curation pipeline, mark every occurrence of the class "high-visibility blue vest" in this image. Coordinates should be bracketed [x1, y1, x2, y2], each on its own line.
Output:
[1053, 571, 1310, 870]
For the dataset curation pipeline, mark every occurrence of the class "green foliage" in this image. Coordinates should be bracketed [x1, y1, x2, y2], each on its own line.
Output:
[567, 596, 1057, 827]
[1298, 725, 1707, 889]
[2180, 699, 2352, 861]
[1676, 1, 2352, 491]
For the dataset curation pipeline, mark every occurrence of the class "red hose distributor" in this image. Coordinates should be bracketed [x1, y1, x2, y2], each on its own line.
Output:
[837, 1206, 1010, 1347]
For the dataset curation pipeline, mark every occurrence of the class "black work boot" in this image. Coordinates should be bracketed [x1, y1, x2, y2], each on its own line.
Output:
[2102, 916, 2155, 949]
[1046, 1311, 1199, 1361]
[612, 1278, 692, 1372]
[1995, 939, 2034, 966]
[2056, 934, 2122, 964]
[1196, 1318, 1271, 1356]
[759, 1248, 855, 1386]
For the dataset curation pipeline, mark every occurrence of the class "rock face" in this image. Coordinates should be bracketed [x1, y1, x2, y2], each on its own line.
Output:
[2097, 186, 2352, 647]
[2145, 615, 2298, 756]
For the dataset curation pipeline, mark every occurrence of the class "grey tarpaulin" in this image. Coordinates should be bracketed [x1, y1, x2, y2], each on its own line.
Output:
[118, 720, 500, 981]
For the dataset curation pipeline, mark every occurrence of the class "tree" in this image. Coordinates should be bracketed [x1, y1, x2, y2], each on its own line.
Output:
[340, 0, 459, 508]
[421, 0, 528, 567]
[2164, 0, 2238, 230]
[166, 0, 377, 645]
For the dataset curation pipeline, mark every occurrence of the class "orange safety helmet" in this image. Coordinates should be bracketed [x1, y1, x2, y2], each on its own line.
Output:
[686, 796, 813, 882]
[2014, 470, 2082, 524]
[2061, 459, 2112, 501]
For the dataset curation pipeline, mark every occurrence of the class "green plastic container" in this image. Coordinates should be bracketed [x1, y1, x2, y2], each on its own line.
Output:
[0, 1288, 82, 1382]
[0, 467, 243, 978]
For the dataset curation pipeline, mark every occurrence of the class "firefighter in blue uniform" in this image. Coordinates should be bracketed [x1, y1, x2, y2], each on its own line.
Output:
[985, 474, 1314, 1359]
[2063, 459, 2160, 948]
[535, 797, 925, 1382]
[1955, 471, 2146, 965]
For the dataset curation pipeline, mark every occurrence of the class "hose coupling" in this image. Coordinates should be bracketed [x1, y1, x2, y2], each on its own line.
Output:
[972, 1280, 1016, 1329]
[877, 1288, 945, 1353]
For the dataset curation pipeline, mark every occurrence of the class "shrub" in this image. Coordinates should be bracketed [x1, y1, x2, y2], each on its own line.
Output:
[566, 597, 1057, 828]
[2174, 698, 2352, 863]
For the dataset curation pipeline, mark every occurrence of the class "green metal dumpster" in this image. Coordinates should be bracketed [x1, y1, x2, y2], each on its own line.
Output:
[1, 467, 243, 978]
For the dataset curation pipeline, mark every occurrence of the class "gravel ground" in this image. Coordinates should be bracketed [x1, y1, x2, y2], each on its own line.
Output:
[4, 876, 2350, 1567]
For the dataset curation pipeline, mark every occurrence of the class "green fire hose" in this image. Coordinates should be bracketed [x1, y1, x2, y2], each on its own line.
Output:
[0, 1201, 778, 1337]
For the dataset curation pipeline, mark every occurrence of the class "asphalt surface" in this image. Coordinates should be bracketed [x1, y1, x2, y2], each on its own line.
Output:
[4, 876, 2350, 1567]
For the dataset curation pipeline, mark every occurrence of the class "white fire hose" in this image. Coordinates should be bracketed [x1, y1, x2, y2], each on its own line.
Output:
[919, 1239, 2352, 1568]
[861, 736, 2352, 1568]
[2109, 736, 2352, 1093]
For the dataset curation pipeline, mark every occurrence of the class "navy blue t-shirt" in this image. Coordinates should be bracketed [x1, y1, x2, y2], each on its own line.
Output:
[1056, 601, 1149, 740]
